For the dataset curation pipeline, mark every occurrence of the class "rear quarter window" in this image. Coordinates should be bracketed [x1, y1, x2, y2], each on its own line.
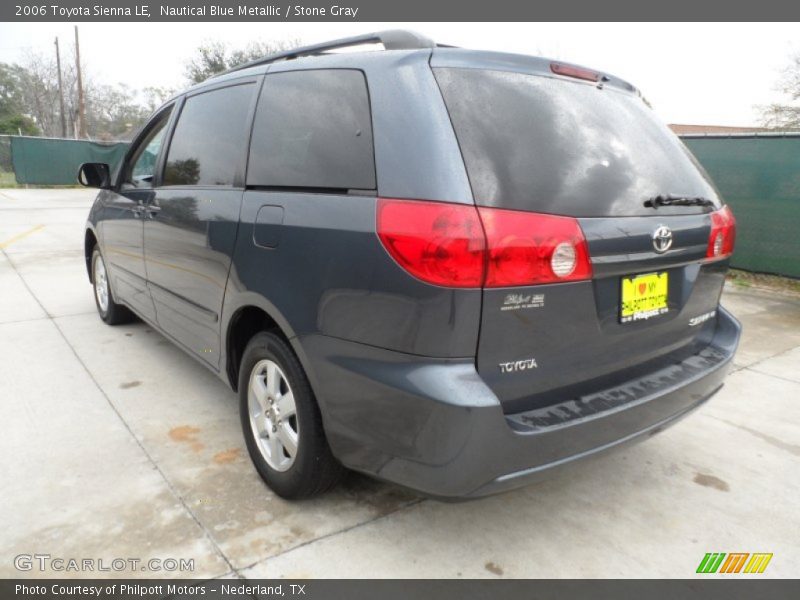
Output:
[434, 67, 721, 217]
[247, 69, 376, 191]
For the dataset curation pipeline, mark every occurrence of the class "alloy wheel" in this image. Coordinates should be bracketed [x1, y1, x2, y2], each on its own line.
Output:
[247, 359, 299, 472]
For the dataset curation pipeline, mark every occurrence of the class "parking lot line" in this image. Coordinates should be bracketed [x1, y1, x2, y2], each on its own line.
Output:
[0, 224, 45, 249]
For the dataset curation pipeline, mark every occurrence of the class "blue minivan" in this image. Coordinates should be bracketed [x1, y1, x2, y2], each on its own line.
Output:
[80, 31, 740, 499]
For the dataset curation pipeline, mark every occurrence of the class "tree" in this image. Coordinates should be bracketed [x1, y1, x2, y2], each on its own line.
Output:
[12, 49, 157, 140]
[142, 86, 175, 113]
[759, 51, 800, 130]
[0, 62, 39, 135]
[0, 114, 39, 136]
[15, 50, 69, 137]
[184, 39, 301, 84]
[85, 82, 151, 140]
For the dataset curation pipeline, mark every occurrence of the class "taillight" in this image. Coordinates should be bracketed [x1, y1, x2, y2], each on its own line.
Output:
[377, 198, 593, 288]
[706, 205, 736, 260]
[376, 198, 485, 287]
[478, 207, 592, 287]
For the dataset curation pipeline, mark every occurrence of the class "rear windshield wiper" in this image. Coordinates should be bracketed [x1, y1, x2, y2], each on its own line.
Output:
[644, 194, 715, 209]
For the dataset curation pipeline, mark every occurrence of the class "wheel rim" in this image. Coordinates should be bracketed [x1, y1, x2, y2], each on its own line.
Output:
[247, 359, 299, 472]
[94, 255, 109, 312]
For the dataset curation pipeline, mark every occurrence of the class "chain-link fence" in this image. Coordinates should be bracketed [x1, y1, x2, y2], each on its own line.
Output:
[682, 134, 800, 279]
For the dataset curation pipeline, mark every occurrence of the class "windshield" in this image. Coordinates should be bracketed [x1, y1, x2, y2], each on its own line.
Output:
[434, 67, 722, 217]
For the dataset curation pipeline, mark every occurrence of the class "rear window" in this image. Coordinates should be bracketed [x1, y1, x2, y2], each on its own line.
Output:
[247, 69, 375, 191]
[434, 68, 721, 217]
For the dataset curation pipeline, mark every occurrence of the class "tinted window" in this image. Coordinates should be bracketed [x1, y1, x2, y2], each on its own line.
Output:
[124, 107, 171, 188]
[164, 84, 254, 186]
[434, 68, 721, 217]
[248, 70, 375, 190]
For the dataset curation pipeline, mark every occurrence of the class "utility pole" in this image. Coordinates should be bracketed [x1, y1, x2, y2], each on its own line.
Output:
[54, 37, 67, 138]
[74, 25, 87, 139]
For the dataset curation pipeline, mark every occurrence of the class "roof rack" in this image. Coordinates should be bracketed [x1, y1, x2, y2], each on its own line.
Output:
[215, 30, 437, 78]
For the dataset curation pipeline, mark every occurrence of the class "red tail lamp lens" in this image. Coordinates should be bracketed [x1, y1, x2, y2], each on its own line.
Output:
[377, 199, 593, 288]
[478, 207, 592, 287]
[706, 205, 736, 259]
[376, 198, 485, 287]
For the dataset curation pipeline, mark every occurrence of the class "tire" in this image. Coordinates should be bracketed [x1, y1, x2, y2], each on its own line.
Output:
[239, 331, 344, 499]
[91, 247, 134, 325]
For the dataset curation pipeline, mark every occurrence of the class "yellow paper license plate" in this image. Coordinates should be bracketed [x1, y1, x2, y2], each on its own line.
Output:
[620, 272, 669, 323]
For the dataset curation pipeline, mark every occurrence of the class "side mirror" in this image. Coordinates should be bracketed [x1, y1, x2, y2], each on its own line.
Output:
[77, 162, 111, 189]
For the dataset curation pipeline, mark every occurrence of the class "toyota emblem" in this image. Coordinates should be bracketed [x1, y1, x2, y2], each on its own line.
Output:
[652, 225, 673, 253]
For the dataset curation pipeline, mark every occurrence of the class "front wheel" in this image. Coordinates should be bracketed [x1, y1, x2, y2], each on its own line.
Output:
[239, 331, 344, 499]
[91, 247, 133, 325]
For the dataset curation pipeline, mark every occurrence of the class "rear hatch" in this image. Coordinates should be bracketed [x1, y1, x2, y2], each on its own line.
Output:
[433, 52, 734, 413]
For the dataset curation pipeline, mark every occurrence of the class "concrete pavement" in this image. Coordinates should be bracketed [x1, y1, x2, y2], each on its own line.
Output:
[1, 189, 798, 579]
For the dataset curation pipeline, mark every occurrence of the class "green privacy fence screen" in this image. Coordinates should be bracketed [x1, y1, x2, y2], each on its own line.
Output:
[682, 134, 800, 278]
[1, 133, 798, 277]
[8, 135, 129, 186]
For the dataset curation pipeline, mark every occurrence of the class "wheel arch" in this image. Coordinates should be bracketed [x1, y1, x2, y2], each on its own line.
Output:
[224, 299, 313, 393]
[84, 227, 99, 283]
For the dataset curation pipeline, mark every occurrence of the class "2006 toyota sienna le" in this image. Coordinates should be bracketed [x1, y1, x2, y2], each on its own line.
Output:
[79, 30, 741, 499]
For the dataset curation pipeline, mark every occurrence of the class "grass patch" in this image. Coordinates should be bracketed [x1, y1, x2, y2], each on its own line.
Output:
[727, 269, 800, 296]
[0, 170, 19, 187]
[0, 170, 82, 189]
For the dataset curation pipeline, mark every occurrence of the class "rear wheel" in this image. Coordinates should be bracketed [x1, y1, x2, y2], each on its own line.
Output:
[91, 247, 133, 325]
[239, 331, 344, 499]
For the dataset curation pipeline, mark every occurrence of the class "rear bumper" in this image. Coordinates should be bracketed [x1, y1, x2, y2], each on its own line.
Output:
[300, 306, 741, 499]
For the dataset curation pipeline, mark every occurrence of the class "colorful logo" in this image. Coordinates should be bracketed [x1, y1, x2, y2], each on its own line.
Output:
[696, 553, 773, 574]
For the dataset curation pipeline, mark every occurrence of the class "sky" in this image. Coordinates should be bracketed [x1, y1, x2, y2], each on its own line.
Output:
[0, 22, 798, 126]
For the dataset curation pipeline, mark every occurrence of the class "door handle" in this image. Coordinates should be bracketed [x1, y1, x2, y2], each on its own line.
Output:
[144, 205, 161, 218]
[132, 204, 145, 218]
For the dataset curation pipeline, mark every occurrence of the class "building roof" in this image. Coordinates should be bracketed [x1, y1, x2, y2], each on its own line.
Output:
[668, 124, 773, 135]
